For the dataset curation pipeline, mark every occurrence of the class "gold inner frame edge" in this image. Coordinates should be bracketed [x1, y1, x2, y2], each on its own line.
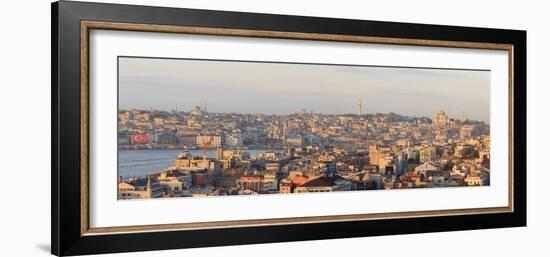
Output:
[80, 20, 514, 236]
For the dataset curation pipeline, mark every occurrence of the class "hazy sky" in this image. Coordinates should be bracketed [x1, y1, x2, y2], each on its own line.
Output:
[119, 57, 490, 123]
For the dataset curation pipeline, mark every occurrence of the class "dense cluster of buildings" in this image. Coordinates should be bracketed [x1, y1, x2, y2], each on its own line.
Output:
[117, 105, 490, 199]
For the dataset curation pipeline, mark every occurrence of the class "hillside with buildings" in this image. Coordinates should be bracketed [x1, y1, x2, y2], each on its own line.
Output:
[117, 105, 490, 199]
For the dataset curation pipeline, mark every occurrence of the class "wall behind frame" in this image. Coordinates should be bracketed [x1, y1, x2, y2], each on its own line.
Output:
[0, 0, 545, 256]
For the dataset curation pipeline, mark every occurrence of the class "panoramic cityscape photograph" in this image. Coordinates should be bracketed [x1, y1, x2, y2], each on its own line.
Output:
[117, 57, 491, 200]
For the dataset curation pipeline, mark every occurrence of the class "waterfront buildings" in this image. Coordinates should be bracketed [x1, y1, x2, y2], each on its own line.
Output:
[118, 177, 164, 199]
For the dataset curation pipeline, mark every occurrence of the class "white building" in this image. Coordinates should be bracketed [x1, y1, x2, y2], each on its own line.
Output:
[196, 134, 223, 146]
[225, 134, 243, 146]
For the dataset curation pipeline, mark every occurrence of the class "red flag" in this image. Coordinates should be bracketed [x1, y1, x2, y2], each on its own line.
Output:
[132, 134, 150, 144]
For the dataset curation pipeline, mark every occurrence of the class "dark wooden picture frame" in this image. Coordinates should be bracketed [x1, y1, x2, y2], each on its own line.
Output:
[52, 1, 526, 256]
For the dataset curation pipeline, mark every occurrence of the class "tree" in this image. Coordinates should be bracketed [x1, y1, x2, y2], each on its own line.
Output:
[443, 161, 454, 171]
[407, 158, 419, 165]
[385, 112, 399, 122]
[461, 148, 479, 159]
[482, 157, 490, 169]
[407, 164, 418, 173]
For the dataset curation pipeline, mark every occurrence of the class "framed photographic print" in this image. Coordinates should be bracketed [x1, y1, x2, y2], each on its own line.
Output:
[51, 1, 526, 256]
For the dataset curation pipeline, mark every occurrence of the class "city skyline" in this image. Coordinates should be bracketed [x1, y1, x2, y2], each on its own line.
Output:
[118, 57, 491, 199]
[119, 106, 484, 123]
[119, 57, 490, 123]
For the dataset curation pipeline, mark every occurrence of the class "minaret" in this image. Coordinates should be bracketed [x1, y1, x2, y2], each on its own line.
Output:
[216, 145, 224, 160]
[282, 119, 288, 142]
[357, 98, 363, 115]
[146, 177, 152, 198]
[202, 139, 207, 161]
